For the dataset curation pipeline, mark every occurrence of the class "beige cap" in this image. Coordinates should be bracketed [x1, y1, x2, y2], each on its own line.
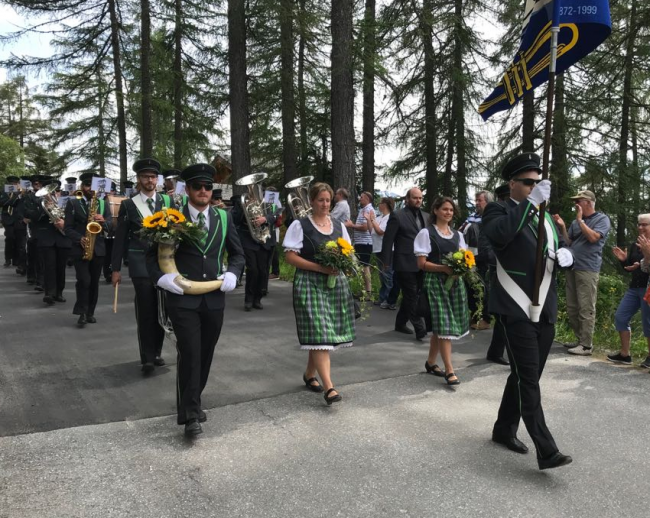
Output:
[570, 190, 596, 202]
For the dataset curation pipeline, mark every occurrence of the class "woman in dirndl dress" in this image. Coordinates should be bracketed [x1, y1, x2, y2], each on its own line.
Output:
[414, 196, 470, 386]
[283, 182, 356, 405]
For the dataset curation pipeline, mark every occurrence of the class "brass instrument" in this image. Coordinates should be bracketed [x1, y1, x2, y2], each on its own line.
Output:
[82, 185, 105, 261]
[106, 194, 126, 230]
[235, 173, 271, 244]
[284, 175, 314, 220]
[35, 184, 66, 235]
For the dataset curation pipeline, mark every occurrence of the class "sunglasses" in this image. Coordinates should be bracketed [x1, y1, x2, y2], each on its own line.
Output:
[189, 182, 213, 191]
[513, 178, 541, 186]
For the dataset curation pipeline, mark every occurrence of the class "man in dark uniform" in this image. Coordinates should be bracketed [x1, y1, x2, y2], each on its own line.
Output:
[24, 176, 71, 305]
[231, 186, 277, 311]
[146, 163, 245, 437]
[64, 173, 112, 326]
[1, 176, 27, 273]
[23, 175, 43, 288]
[380, 187, 428, 340]
[112, 159, 174, 373]
[482, 153, 574, 470]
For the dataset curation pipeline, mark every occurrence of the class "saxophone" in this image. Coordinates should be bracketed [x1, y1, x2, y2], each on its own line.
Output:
[82, 190, 103, 261]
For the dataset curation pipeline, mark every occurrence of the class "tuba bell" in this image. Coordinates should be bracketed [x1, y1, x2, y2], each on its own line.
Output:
[35, 184, 66, 235]
[284, 175, 313, 220]
[235, 172, 271, 244]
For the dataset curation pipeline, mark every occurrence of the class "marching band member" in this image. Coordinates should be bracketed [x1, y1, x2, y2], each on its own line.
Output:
[112, 159, 174, 374]
[64, 173, 112, 327]
[0, 175, 27, 274]
[146, 163, 244, 437]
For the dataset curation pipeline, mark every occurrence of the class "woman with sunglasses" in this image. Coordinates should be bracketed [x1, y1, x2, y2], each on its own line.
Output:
[414, 196, 469, 386]
[282, 182, 356, 405]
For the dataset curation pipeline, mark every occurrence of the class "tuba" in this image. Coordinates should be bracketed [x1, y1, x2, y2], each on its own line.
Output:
[35, 184, 66, 235]
[235, 173, 271, 244]
[284, 175, 313, 220]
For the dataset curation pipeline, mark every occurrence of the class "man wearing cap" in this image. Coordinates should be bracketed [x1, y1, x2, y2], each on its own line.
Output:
[146, 163, 245, 437]
[482, 152, 574, 470]
[1, 175, 27, 273]
[24, 176, 72, 305]
[112, 159, 174, 373]
[64, 173, 112, 326]
[552, 190, 610, 356]
[164, 169, 187, 208]
[102, 180, 118, 283]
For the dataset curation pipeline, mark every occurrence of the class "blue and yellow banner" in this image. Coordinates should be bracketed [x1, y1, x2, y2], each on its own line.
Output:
[479, 0, 611, 121]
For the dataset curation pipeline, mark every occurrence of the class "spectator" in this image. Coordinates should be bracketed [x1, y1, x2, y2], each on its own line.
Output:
[330, 188, 351, 224]
[345, 191, 374, 295]
[367, 197, 399, 309]
[459, 190, 492, 330]
[607, 214, 650, 368]
[380, 187, 427, 340]
[495, 183, 510, 203]
[553, 190, 611, 356]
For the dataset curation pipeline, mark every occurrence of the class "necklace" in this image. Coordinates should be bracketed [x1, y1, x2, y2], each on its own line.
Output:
[312, 215, 330, 228]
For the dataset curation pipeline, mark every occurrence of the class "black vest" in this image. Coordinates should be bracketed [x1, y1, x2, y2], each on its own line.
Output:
[426, 225, 461, 264]
[298, 217, 344, 262]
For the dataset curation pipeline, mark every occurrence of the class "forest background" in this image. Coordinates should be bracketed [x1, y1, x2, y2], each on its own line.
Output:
[0, 0, 649, 356]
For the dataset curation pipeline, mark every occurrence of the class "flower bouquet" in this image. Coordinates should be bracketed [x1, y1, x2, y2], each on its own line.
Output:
[442, 248, 484, 319]
[314, 237, 359, 288]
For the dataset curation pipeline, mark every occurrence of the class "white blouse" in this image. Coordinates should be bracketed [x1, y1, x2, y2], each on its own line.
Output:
[413, 227, 467, 258]
[282, 217, 352, 253]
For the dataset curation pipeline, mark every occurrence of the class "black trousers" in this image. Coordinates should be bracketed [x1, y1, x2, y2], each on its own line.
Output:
[270, 245, 280, 275]
[487, 316, 507, 359]
[72, 256, 103, 315]
[132, 277, 166, 365]
[12, 227, 27, 270]
[244, 247, 270, 303]
[4, 226, 14, 264]
[103, 239, 114, 280]
[394, 270, 426, 334]
[168, 300, 224, 425]
[27, 238, 42, 283]
[39, 246, 69, 297]
[493, 315, 558, 459]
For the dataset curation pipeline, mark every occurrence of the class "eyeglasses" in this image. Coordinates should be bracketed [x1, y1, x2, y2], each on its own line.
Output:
[189, 182, 213, 191]
[512, 178, 541, 186]
[139, 174, 157, 181]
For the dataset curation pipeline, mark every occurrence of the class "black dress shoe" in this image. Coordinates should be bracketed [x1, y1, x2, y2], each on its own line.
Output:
[199, 410, 207, 423]
[492, 434, 529, 454]
[394, 325, 414, 335]
[415, 330, 428, 341]
[26, 278, 35, 285]
[324, 388, 342, 405]
[53, 295, 66, 303]
[77, 314, 87, 327]
[184, 419, 203, 437]
[86, 315, 97, 323]
[43, 295, 55, 306]
[141, 362, 155, 374]
[303, 374, 325, 393]
[16, 268, 26, 276]
[538, 452, 573, 470]
[487, 356, 510, 366]
[244, 302, 252, 312]
[252, 300, 263, 310]
[3, 262, 10, 268]
[35, 285, 44, 292]
[154, 356, 166, 367]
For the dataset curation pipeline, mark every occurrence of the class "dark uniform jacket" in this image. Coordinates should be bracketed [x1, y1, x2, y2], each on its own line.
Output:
[63, 196, 113, 259]
[146, 205, 245, 311]
[24, 194, 71, 249]
[111, 193, 174, 279]
[231, 197, 278, 251]
[482, 198, 568, 323]
[380, 207, 429, 272]
[0, 192, 26, 230]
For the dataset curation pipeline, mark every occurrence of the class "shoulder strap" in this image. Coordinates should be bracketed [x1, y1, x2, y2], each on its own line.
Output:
[98, 198, 105, 216]
[161, 194, 171, 208]
[213, 207, 228, 275]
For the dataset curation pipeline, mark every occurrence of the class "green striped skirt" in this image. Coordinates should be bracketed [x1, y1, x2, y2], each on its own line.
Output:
[423, 272, 470, 340]
[292, 269, 356, 350]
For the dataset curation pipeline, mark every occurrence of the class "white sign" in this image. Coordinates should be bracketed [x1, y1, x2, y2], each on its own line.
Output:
[125, 188, 136, 198]
[57, 196, 70, 208]
[4, 185, 17, 193]
[20, 180, 32, 191]
[264, 191, 283, 208]
[64, 183, 76, 192]
[157, 174, 164, 187]
[174, 180, 186, 196]
[91, 177, 109, 193]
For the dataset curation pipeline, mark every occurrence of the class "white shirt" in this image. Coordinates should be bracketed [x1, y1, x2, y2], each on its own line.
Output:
[413, 227, 467, 257]
[188, 204, 211, 232]
[371, 213, 390, 254]
[283, 217, 352, 253]
[139, 191, 156, 214]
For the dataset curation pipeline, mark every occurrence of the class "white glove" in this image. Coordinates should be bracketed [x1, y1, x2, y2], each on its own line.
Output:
[219, 272, 237, 293]
[157, 273, 184, 295]
[556, 247, 574, 268]
[527, 179, 551, 206]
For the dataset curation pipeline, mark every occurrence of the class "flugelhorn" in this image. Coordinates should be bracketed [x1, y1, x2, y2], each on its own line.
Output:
[285, 175, 313, 220]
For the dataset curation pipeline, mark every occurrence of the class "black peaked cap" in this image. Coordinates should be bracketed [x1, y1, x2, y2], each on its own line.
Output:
[132, 158, 161, 175]
[181, 163, 215, 183]
[501, 152, 542, 181]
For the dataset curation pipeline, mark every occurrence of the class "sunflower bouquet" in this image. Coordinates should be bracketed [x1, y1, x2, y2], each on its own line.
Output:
[138, 207, 206, 244]
[314, 237, 359, 288]
[441, 248, 479, 291]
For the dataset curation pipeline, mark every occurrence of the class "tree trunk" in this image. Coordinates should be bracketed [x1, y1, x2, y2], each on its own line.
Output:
[422, 0, 437, 205]
[522, 90, 534, 150]
[297, 0, 308, 176]
[280, 0, 297, 185]
[228, 0, 252, 186]
[631, 106, 640, 215]
[108, 0, 128, 185]
[617, 0, 637, 246]
[330, 0, 356, 215]
[173, 0, 183, 168]
[361, 0, 376, 196]
[452, 0, 466, 219]
[140, 0, 153, 157]
[17, 79, 24, 149]
[97, 73, 106, 177]
[550, 74, 569, 217]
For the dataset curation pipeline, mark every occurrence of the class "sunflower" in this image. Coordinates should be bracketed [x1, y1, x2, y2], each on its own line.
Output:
[337, 237, 353, 252]
[166, 208, 186, 223]
[464, 250, 476, 268]
[143, 212, 164, 228]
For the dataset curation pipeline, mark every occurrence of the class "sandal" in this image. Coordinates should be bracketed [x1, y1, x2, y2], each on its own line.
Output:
[445, 372, 460, 386]
[425, 361, 445, 378]
[303, 374, 324, 393]
[324, 388, 342, 405]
